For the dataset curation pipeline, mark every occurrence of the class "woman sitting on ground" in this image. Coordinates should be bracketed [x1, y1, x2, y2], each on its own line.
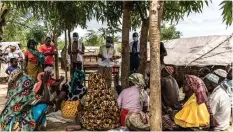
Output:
[34, 67, 64, 109]
[55, 70, 87, 111]
[174, 75, 217, 130]
[0, 69, 51, 131]
[117, 73, 149, 131]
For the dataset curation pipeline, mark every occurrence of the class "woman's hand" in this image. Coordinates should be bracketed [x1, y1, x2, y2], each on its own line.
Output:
[43, 72, 50, 84]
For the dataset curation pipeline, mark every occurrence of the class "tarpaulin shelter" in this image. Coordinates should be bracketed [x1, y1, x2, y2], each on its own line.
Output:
[147, 35, 233, 86]
[163, 35, 232, 66]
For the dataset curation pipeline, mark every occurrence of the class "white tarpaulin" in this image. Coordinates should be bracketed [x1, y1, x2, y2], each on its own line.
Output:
[153, 35, 232, 66]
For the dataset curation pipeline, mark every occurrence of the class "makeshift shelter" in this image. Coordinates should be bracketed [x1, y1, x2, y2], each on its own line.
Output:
[163, 35, 232, 66]
[148, 35, 232, 86]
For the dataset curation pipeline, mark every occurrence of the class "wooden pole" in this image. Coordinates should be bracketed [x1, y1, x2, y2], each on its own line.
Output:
[64, 30, 68, 82]
[149, 0, 162, 130]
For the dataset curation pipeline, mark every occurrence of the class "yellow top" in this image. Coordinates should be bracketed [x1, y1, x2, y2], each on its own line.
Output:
[174, 94, 210, 128]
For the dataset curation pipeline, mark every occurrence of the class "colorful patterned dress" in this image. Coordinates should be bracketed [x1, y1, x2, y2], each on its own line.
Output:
[0, 73, 41, 131]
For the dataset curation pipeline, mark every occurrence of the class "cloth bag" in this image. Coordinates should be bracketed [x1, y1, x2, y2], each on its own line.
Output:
[174, 94, 210, 128]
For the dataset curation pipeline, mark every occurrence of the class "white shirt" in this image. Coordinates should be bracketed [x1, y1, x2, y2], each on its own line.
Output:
[98, 45, 115, 67]
[208, 86, 231, 131]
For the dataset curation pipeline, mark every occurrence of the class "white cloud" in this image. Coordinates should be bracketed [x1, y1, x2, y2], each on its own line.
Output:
[176, 0, 233, 38]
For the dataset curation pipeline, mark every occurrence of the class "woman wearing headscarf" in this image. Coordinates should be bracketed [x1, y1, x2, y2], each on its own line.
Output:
[80, 73, 120, 130]
[117, 73, 149, 130]
[0, 69, 50, 131]
[174, 75, 215, 130]
[24, 39, 43, 80]
[55, 70, 87, 111]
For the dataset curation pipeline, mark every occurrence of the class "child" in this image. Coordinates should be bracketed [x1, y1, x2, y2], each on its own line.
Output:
[5, 58, 20, 75]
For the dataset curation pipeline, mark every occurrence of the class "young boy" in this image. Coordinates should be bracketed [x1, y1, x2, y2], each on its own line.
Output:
[5, 58, 20, 75]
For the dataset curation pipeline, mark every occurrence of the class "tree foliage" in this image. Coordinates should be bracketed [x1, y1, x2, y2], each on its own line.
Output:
[83, 29, 104, 46]
[2, 7, 47, 50]
[220, 1, 232, 26]
[12, 1, 95, 36]
[160, 24, 182, 40]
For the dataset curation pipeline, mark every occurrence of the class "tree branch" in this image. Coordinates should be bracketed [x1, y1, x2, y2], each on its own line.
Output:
[135, 1, 146, 21]
[6, 20, 33, 29]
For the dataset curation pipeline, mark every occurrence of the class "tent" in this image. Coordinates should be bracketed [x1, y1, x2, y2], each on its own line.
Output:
[148, 35, 232, 66]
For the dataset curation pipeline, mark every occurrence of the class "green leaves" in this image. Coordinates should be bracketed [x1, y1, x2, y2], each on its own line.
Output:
[163, 1, 209, 24]
[160, 24, 182, 40]
[220, 1, 232, 26]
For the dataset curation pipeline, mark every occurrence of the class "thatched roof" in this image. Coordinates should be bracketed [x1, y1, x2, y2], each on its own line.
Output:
[148, 35, 232, 66]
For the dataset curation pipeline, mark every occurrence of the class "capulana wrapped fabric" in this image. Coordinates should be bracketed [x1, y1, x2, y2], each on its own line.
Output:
[80, 73, 120, 130]
[0, 69, 42, 131]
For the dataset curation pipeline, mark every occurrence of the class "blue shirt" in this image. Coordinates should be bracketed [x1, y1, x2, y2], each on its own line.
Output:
[7, 66, 20, 73]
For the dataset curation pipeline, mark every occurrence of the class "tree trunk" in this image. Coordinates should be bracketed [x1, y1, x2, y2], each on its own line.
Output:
[67, 29, 72, 78]
[64, 30, 68, 82]
[149, 0, 163, 130]
[53, 34, 59, 80]
[121, 1, 131, 88]
[61, 31, 66, 70]
[138, 18, 149, 76]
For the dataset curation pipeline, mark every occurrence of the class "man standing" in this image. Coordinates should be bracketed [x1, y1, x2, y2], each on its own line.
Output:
[204, 73, 231, 131]
[98, 36, 116, 88]
[129, 32, 140, 73]
[71, 32, 85, 72]
[39, 37, 57, 69]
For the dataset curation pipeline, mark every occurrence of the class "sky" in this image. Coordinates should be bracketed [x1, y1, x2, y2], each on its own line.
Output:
[58, 0, 233, 41]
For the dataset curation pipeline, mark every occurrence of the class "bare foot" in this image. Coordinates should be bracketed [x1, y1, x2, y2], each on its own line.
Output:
[66, 125, 81, 131]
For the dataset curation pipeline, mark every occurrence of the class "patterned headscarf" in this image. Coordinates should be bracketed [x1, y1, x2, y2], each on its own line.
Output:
[73, 70, 85, 83]
[8, 69, 23, 83]
[165, 66, 174, 75]
[128, 73, 146, 107]
[185, 75, 208, 104]
[128, 73, 145, 90]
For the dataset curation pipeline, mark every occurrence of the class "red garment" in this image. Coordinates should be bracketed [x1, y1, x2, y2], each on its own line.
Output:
[24, 50, 38, 63]
[39, 44, 56, 65]
[120, 108, 129, 126]
[34, 72, 55, 93]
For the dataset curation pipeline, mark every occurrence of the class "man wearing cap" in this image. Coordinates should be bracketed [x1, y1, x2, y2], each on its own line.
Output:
[161, 66, 181, 114]
[98, 36, 116, 88]
[213, 69, 227, 84]
[204, 73, 231, 131]
[129, 32, 140, 73]
[223, 64, 233, 110]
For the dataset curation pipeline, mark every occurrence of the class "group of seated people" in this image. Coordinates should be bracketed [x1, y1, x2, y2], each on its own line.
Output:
[0, 63, 232, 131]
[116, 64, 232, 131]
